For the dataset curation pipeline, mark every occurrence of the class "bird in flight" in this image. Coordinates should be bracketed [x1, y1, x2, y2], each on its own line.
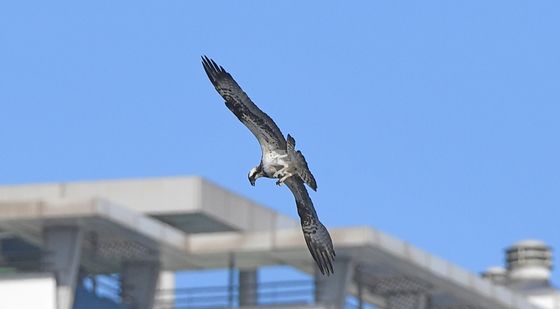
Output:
[202, 56, 335, 275]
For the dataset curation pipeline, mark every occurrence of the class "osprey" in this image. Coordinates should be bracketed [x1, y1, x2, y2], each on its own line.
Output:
[202, 56, 335, 275]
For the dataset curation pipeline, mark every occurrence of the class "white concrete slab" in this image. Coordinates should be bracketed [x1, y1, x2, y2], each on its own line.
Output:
[0, 177, 298, 233]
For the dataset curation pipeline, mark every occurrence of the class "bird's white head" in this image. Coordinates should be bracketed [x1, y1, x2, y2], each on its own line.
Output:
[248, 165, 263, 186]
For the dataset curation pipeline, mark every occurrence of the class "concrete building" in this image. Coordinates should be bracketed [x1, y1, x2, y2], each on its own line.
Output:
[0, 176, 552, 309]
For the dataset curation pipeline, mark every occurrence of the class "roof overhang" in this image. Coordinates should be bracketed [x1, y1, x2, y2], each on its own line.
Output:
[0, 177, 298, 234]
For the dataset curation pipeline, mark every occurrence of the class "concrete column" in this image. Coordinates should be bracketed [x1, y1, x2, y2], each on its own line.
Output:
[121, 261, 160, 309]
[239, 269, 258, 306]
[153, 271, 175, 309]
[416, 294, 430, 309]
[356, 271, 364, 309]
[42, 226, 83, 309]
[315, 258, 354, 309]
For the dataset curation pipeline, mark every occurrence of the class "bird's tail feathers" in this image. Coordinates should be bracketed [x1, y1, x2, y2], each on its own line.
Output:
[287, 134, 296, 152]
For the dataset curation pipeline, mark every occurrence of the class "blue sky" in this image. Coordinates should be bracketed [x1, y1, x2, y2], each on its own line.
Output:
[1, 0, 559, 285]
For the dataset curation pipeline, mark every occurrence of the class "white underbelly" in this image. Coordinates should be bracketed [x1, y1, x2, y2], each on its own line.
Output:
[262, 151, 289, 176]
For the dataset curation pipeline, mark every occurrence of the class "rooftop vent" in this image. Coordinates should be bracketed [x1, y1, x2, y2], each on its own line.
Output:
[481, 266, 508, 285]
[506, 239, 553, 282]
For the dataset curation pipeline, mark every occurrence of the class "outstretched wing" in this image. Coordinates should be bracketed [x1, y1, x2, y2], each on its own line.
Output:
[202, 56, 286, 154]
[287, 134, 318, 191]
[284, 176, 335, 275]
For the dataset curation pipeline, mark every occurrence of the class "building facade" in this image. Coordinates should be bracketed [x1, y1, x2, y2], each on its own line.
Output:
[0, 177, 552, 309]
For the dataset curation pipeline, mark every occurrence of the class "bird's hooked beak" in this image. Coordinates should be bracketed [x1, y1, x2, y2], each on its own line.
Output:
[249, 175, 256, 186]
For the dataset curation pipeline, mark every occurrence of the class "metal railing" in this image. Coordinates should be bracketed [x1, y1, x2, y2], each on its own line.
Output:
[155, 279, 316, 309]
